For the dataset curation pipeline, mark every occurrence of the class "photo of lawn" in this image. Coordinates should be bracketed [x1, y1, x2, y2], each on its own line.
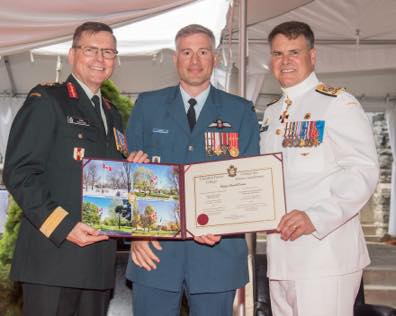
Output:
[82, 159, 181, 238]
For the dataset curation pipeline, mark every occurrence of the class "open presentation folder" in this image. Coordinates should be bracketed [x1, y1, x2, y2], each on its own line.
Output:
[81, 153, 286, 239]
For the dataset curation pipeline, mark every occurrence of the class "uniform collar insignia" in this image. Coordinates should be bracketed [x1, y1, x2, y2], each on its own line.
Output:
[267, 98, 280, 107]
[102, 97, 112, 111]
[208, 119, 231, 129]
[260, 125, 268, 133]
[66, 81, 79, 99]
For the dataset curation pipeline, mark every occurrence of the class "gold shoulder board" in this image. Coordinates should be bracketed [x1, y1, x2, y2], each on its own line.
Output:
[315, 83, 345, 97]
[29, 92, 42, 98]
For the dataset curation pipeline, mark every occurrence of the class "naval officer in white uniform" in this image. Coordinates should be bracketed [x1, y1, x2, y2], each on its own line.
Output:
[260, 21, 379, 316]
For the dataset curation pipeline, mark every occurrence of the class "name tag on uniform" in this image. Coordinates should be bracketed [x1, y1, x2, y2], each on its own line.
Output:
[67, 116, 90, 127]
[152, 128, 169, 134]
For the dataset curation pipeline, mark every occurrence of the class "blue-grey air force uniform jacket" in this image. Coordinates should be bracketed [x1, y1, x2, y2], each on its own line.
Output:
[125, 85, 260, 293]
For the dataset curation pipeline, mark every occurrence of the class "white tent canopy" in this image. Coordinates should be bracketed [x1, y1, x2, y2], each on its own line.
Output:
[0, 0, 196, 56]
[32, 0, 230, 56]
[232, 0, 396, 113]
[1, 0, 396, 174]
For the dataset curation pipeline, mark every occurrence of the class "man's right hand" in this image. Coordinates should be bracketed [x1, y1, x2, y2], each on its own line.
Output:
[66, 222, 109, 247]
[131, 240, 162, 271]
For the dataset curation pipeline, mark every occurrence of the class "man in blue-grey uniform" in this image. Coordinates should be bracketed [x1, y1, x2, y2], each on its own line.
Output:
[125, 24, 260, 315]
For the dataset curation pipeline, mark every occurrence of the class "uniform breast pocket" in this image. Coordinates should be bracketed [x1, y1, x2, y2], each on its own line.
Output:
[56, 125, 98, 163]
[149, 130, 173, 157]
[286, 145, 325, 173]
[59, 125, 98, 144]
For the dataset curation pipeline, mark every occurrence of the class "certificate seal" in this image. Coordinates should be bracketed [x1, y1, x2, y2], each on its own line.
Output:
[197, 213, 209, 226]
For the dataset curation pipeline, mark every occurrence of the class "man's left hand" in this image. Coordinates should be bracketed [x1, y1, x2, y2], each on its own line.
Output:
[194, 234, 221, 246]
[277, 210, 315, 241]
[127, 150, 149, 163]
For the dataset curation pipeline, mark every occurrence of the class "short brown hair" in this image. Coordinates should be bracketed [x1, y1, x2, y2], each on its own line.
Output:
[175, 24, 216, 50]
[72, 21, 116, 47]
[268, 21, 314, 49]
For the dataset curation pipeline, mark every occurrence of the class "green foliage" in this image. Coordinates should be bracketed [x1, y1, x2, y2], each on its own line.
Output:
[104, 199, 130, 227]
[82, 202, 101, 226]
[0, 197, 22, 315]
[141, 205, 157, 231]
[101, 79, 134, 129]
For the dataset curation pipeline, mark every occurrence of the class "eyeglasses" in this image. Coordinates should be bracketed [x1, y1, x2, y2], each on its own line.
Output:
[73, 45, 118, 59]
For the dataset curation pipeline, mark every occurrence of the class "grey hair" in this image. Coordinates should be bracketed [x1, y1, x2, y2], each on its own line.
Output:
[175, 24, 216, 50]
[72, 21, 117, 47]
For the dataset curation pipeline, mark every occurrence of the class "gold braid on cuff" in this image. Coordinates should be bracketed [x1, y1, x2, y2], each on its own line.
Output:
[39, 207, 69, 238]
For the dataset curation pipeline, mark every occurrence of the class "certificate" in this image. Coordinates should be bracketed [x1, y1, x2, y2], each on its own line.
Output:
[184, 154, 285, 236]
[81, 153, 286, 238]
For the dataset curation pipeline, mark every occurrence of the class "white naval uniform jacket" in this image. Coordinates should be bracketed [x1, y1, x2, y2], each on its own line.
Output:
[260, 72, 379, 280]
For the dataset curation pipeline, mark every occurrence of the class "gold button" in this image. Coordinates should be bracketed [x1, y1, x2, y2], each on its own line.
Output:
[78, 133, 83, 139]
[275, 129, 282, 135]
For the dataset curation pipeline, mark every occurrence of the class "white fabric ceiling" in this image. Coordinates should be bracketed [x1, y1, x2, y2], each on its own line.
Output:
[1, 0, 395, 110]
[32, 0, 230, 56]
[230, 0, 396, 113]
[0, 0, 195, 55]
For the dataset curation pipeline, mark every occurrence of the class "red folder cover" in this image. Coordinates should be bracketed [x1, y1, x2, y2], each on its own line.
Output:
[81, 154, 286, 239]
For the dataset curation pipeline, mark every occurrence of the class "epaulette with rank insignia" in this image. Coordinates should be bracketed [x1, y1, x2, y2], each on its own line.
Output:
[267, 98, 279, 107]
[315, 83, 345, 97]
[39, 81, 61, 87]
[28, 92, 42, 98]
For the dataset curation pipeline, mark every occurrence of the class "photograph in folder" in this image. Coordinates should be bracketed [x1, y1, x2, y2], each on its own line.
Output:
[82, 159, 182, 238]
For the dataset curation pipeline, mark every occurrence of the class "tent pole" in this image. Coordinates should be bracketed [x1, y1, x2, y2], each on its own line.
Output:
[236, 1, 256, 316]
[3, 56, 17, 97]
[238, 0, 247, 98]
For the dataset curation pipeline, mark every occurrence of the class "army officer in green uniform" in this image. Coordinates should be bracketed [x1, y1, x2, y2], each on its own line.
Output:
[3, 22, 146, 316]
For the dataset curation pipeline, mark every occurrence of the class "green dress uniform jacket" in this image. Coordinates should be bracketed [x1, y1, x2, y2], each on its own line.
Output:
[3, 75, 123, 289]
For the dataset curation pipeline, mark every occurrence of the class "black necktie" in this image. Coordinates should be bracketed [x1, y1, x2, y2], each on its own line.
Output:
[91, 95, 105, 132]
[91, 95, 102, 119]
[187, 98, 197, 131]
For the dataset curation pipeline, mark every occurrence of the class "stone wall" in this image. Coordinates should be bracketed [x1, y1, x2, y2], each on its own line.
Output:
[363, 113, 393, 240]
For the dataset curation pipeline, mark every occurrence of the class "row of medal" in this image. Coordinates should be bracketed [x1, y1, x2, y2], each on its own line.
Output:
[205, 132, 239, 157]
[282, 120, 325, 148]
